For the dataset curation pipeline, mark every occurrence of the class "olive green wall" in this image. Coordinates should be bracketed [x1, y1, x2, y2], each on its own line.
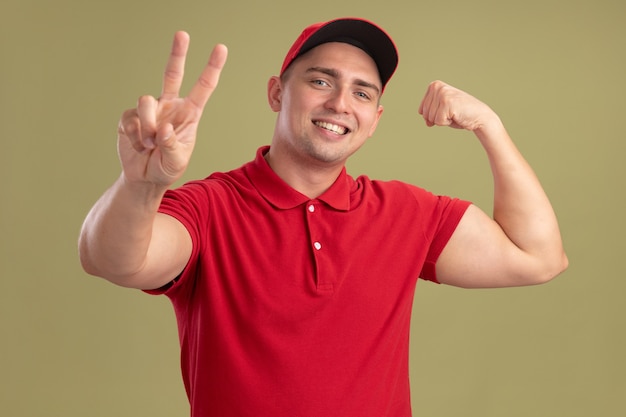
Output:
[2, 0, 624, 415]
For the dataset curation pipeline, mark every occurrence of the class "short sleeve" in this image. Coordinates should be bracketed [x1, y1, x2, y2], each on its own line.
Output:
[143, 182, 207, 297]
[419, 196, 471, 282]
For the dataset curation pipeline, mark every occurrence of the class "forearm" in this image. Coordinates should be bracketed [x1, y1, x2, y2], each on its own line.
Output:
[79, 174, 168, 281]
[476, 120, 568, 278]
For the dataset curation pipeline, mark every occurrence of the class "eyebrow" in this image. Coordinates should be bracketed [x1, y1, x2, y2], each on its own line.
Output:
[306, 66, 381, 96]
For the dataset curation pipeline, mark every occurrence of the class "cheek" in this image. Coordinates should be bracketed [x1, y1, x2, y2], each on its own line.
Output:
[361, 114, 379, 137]
[366, 108, 383, 136]
[276, 104, 308, 134]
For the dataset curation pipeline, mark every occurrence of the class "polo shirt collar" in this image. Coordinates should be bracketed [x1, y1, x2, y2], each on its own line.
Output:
[246, 146, 352, 211]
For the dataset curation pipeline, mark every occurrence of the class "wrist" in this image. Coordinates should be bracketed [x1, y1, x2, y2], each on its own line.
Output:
[117, 173, 169, 208]
[474, 114, 506, 142]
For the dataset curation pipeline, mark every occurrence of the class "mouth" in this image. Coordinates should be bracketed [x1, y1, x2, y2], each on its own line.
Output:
[313, 120, 350, 135]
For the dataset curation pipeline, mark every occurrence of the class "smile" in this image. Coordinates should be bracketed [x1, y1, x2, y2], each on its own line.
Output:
[314, 121, 350, 135]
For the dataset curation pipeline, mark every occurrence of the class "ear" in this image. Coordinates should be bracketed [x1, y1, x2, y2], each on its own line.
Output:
[267, 76, 283, 112]
[368, 105, 384, 137]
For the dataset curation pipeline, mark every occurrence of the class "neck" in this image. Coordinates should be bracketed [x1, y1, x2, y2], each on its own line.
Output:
[264, 148, 344, 199]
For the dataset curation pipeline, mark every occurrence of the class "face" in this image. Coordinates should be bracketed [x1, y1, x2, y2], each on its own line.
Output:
[268, 42, 384, 168]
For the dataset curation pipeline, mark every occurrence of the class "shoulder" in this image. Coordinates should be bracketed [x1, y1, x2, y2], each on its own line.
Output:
[165, 162, 252, 200]
[354, 175, 446, 205]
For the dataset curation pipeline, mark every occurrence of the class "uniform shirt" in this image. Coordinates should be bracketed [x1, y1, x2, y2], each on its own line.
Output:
[151, 146, 471, 417]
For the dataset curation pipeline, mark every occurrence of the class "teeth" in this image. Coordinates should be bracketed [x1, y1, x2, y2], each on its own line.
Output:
[315, 121, 348, 135]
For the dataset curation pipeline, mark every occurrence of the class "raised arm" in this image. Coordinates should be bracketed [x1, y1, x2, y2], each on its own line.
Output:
[418, 81, 568, 288]
[79, 32, 228, 289]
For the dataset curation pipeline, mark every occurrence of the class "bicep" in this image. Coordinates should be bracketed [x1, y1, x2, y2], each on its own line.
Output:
[127, 213, 193, 290]
[435, 204, 538, 288]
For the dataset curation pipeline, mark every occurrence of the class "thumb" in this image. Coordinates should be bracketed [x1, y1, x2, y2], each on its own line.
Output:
[151, 123, 191, 182]
[155, 123, 177, 151]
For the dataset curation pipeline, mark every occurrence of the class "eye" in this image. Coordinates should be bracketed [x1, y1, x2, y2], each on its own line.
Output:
[311, 79, 329, 87]
[355, 91, 371, 100]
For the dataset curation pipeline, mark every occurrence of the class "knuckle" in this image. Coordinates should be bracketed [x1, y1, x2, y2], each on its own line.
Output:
[119, 115, 140, 137]
[430, 80, 446, 89]
[137, 95, 156, 107]
[197, 75, 217, 91]
[163, 68, 183, 83]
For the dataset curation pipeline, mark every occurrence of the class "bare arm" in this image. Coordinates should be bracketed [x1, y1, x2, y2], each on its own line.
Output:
[79, 32, 228, 289]
[418, 81, 568, 288]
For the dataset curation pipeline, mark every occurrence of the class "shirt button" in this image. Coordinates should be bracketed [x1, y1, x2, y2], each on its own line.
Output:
[313, 242, 322, 250]
[308, 204, 315, 213]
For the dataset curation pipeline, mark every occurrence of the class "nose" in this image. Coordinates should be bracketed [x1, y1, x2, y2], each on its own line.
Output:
[324, 88, 351, 114]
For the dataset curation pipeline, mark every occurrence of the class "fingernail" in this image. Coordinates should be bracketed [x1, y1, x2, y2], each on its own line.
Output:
[144, 137, 155, 149]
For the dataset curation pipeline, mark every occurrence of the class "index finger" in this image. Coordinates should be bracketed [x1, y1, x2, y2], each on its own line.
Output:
[186, 43, 228, 109]
[161, 31, 191, 99]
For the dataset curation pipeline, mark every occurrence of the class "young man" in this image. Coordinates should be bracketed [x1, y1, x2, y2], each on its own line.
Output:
[79, 18, 567, 417]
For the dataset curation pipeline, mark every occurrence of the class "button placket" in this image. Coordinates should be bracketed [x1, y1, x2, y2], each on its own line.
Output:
[305, 200, 332, 292]
[307, 202, 321, 252]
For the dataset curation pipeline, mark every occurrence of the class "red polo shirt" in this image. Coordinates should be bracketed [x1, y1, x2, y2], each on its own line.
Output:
[152, 146, 470, 417]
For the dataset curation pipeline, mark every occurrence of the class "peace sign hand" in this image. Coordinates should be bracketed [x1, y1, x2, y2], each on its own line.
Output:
[117, 31, 228, 187]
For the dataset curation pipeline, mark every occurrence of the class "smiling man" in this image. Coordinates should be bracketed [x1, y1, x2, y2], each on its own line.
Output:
[266, 40, 385, 196]
[79, 18, 567, 417]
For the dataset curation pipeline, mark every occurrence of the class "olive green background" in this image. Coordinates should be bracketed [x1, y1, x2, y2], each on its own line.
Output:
[1, 0, 624, 416]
